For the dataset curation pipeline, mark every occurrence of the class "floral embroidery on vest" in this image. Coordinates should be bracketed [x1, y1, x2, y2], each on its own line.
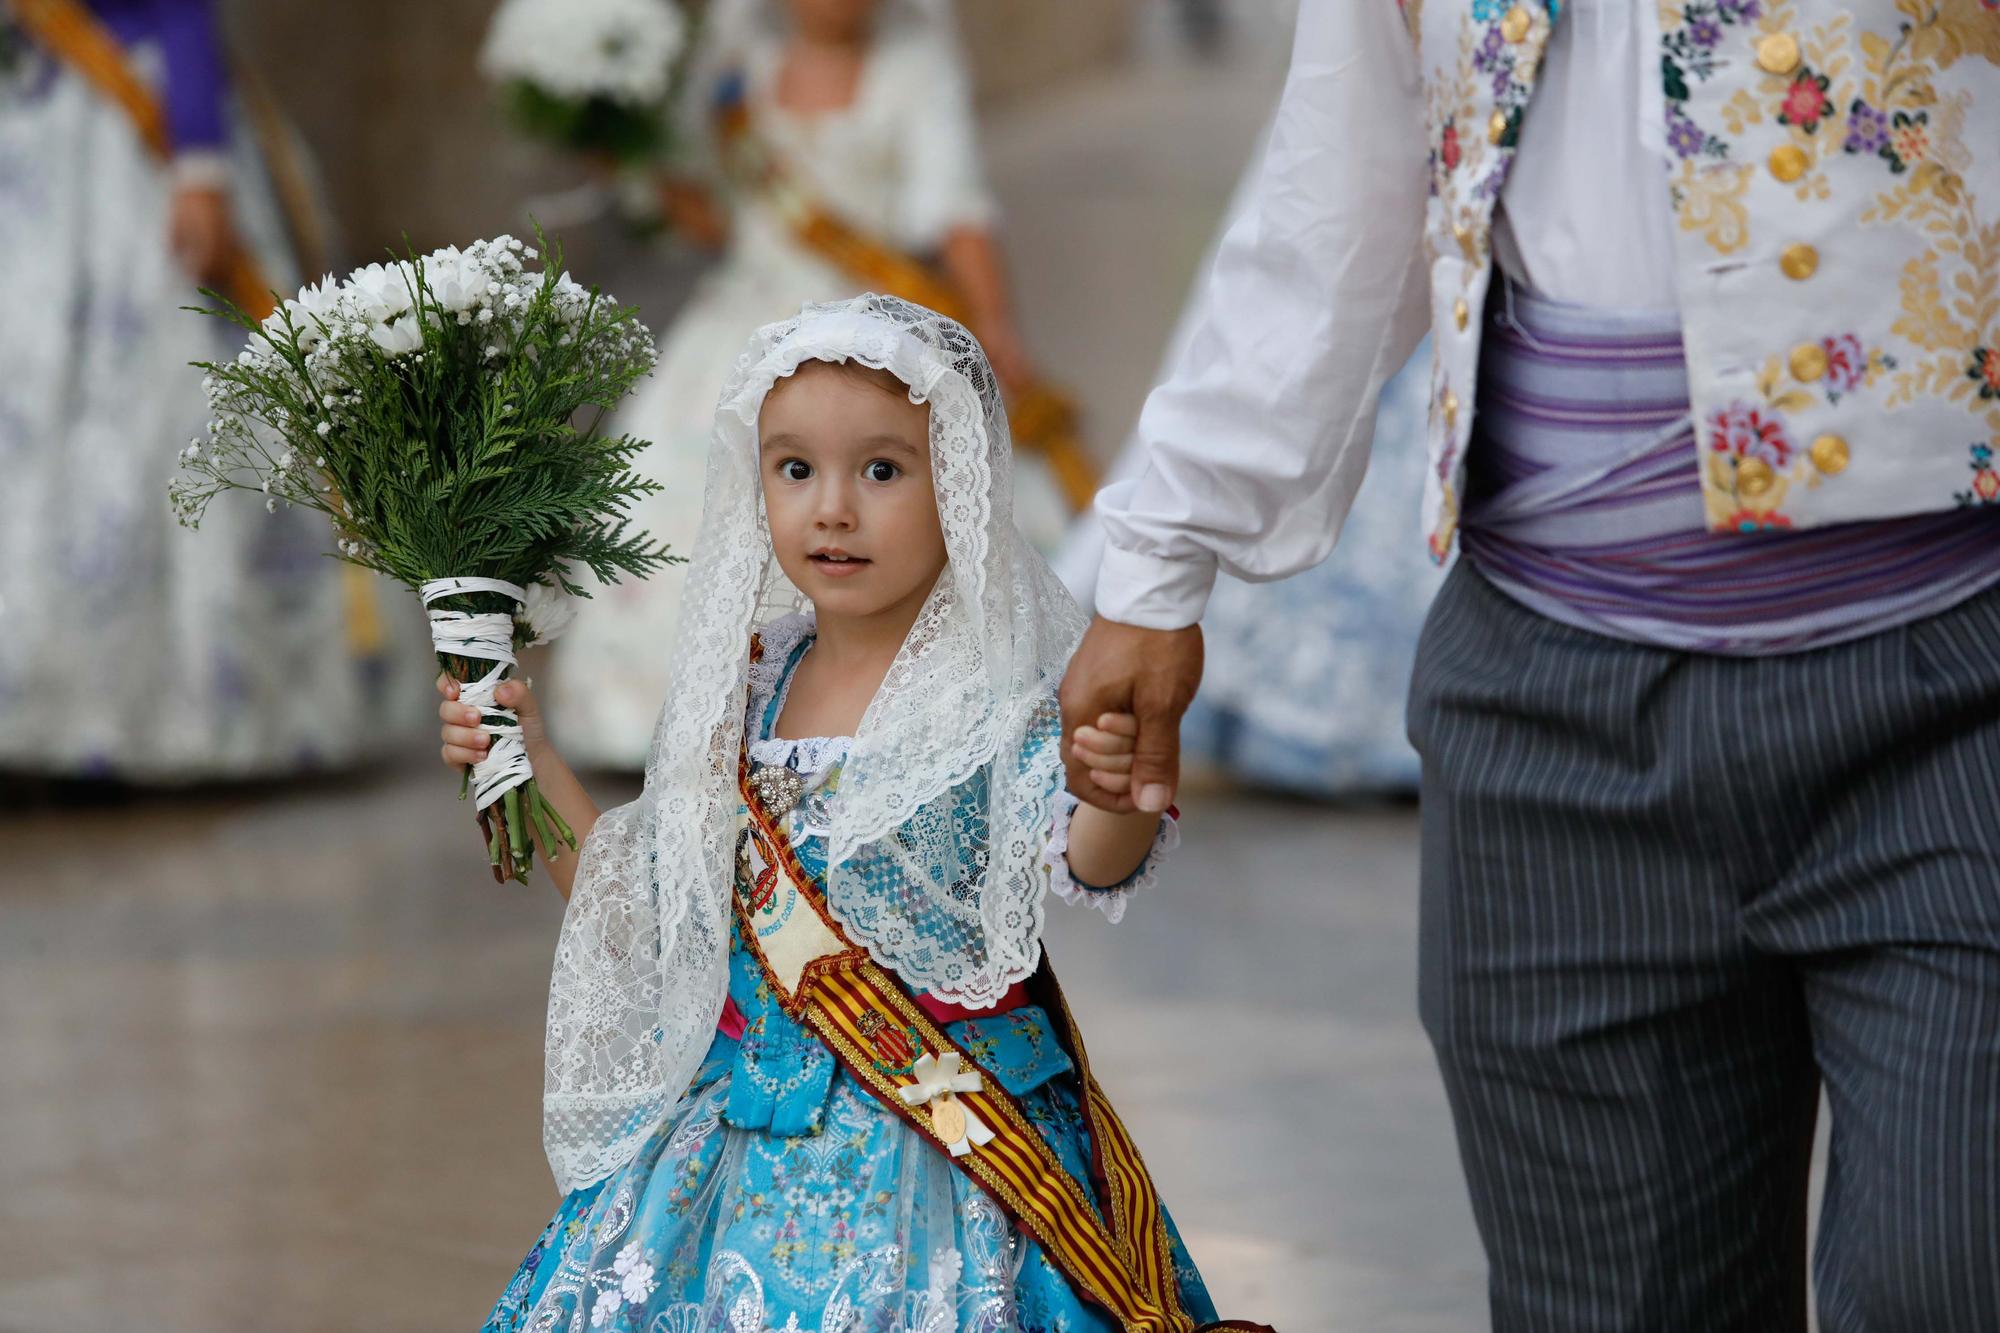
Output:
[1662, 0, 1765, 163]
[1418, 0, 1558, 559]
[1427, 352, 1460, 561]
[1701, 331, 1898, 526]
[1957, 442, 2000, 505]
[1703, 398, 1800, 529]
[1665, 0, 2000, 526]
[1660, 0, 1772, 256]
[1425, 1, 1553, 223]
[1854, 2, 2000, 489]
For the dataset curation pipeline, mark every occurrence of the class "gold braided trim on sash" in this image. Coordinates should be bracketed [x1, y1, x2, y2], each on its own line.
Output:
[11, 0, 275, 321]
[715, 100, 1101, 512]
[732, 746, 1272, 1333]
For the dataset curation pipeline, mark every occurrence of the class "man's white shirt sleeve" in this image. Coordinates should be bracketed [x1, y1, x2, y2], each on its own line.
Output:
[1094, 2, 1431, 630]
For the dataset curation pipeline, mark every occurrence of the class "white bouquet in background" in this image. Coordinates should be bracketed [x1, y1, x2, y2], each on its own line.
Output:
[480, 0, 691, 165]
[173, 232, 676, 882]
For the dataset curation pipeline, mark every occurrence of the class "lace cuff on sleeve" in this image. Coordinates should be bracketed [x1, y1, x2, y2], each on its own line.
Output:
[1039, 790, 1179, 925]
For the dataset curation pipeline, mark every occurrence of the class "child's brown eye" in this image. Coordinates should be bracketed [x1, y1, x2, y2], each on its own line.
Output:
[780, 459, 812, 481]
[865, 460, 900, 483]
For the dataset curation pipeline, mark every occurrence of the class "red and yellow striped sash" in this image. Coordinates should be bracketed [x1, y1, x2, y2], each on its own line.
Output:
[733, 751, 1271, 1333]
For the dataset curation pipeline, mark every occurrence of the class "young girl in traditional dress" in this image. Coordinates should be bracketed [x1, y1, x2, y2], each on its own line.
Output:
[546, 0, 1071, 771]
[445, 296, 1259, 1331]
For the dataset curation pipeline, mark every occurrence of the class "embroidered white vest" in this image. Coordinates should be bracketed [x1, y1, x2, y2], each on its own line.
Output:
[1412, 0, 2000, 558]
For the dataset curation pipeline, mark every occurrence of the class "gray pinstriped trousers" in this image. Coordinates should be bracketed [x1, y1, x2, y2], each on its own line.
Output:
[1409, 563, 2000, 1331]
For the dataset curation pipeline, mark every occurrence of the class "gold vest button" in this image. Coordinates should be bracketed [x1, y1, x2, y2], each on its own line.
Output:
[1453, 297, 1471, 331]
[1442, 389, 1460, 430]
[1769, 144, 1810, 183]
[1501, 5, 1533, 43]
[1810, 434, 1850, 475]
[1736, 455, 1776, 497]
[1488, 109, 1511, 144]
[1789, 341, 1829, 381]
[1780, 243, 1819, 280]
[1756, 32, 1801, 74]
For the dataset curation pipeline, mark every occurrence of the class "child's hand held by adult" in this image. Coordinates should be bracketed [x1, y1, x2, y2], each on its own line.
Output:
[1059, 616, 1201, 815]
[1071, 712, 1139, 794]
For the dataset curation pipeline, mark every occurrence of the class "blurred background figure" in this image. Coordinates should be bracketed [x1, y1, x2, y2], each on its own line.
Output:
[0, 0, 407, 785]
[1057, 142, 1446, 800]
[546, 0, 1071, 771]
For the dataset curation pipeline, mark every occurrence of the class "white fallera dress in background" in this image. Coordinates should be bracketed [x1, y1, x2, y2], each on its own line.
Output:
[547, 23, 1068, 770]
[0, 46, 413, 781]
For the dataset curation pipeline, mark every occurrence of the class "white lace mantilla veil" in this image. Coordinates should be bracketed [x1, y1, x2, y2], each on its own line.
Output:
[542, 294, 1089, 1193]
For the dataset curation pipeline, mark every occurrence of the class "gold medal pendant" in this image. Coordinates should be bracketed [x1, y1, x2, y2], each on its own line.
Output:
[930, 1093, 968, 1145]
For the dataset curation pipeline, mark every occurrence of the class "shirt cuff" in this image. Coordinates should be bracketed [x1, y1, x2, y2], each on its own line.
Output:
[1092, 542, 1218, 631]
[170, 151, 233, 191]
[1040, 790, 1180, 924]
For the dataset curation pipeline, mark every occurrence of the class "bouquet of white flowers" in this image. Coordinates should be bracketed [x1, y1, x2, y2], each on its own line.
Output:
[172, 233, 674, 882]
[479, 0, 691, 165]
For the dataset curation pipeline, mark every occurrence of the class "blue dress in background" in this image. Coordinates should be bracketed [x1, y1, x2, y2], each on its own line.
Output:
[1179, 344, 1445, 798]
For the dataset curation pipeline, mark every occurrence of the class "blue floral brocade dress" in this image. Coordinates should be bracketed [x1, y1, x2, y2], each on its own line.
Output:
[484, 629, 1216, 1332]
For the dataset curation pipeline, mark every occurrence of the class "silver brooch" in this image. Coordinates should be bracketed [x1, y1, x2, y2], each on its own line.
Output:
[749, 763, 807, 822]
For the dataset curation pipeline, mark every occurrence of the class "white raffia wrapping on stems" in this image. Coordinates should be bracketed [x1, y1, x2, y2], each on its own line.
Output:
[422, 576, 533, 811]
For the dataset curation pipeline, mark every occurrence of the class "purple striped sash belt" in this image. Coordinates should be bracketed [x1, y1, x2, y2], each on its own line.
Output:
[1457, 281, 2000, 655]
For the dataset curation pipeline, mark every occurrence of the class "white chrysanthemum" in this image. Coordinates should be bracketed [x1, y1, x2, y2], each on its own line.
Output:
[267, 274, 345, 351]
[344, 260, 418, 326]
[367, 317, 424, 358]
[479, 0, 686, 107]
[609, 1242, 657, 1302]
[618, 1259, 656, 1305]
[516, 578, 580, 645]
[420, 245, 492, 314]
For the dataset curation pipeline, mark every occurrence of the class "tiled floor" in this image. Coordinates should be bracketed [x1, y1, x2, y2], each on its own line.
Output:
[0, 765, 1484, 1331]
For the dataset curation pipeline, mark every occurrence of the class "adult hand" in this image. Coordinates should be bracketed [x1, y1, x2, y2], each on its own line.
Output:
[1058, 615, 1202, 815]
[168, 185, 235, 287]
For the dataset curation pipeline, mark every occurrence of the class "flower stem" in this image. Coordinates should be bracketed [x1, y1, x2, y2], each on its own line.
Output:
[505, 785, 529, 880]
[541, 789, 577, 850]
[526, 781, 560, 861]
